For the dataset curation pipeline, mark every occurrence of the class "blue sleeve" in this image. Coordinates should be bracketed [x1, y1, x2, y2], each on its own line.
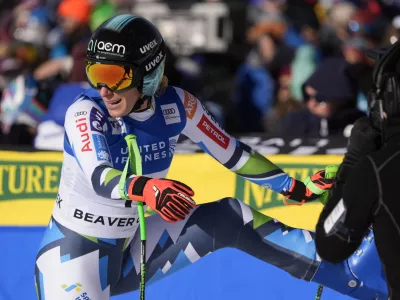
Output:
[250, 69, 274, 114]
[50, 44, 69, 59]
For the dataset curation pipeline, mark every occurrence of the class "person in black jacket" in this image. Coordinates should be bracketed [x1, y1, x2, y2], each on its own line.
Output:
[315, 41, 400, 299]
[279, 57, 365, 137]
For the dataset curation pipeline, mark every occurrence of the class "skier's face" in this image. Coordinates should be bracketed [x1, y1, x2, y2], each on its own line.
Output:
[99, 86, 141, 118]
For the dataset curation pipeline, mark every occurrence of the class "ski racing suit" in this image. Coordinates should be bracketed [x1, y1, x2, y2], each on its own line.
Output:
[35, 86, 388, 299]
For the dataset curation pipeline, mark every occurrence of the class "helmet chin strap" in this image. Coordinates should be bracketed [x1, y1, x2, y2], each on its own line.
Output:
[129, 75, 168, 113]
[130, 94, 151, 112]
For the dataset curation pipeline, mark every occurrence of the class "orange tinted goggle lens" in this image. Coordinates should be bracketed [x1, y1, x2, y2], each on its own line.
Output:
[86, 63, 133, 91]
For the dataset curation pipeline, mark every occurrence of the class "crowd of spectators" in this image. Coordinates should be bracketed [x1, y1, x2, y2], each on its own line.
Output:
[233, 0, 399, 137]
[1, 0, 400, 150]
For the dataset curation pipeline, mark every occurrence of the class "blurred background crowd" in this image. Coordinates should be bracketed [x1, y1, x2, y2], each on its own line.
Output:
[1, 0, 400, 150]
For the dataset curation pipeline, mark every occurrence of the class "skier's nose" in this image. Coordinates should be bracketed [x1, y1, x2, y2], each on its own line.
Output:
[99, 87, 113, 97]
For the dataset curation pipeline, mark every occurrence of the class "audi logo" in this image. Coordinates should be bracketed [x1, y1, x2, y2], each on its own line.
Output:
[163, 108, 176, 115]
[74, 111, 87, 117]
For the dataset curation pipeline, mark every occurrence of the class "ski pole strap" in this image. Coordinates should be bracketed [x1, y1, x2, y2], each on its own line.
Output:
[303, 164, 339, 196]
[303, 176, 325, 195]
[127, 135, 146, 241]
[118, 135, 139, 200]
[126, 134, 143, 176]
[117, 135, 146, 240]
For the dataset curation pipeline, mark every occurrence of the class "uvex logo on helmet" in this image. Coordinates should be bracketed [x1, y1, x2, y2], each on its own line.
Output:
[145, 52, 164, 72]
[88, 39, 126, 55]
[140, 39, 158, 54]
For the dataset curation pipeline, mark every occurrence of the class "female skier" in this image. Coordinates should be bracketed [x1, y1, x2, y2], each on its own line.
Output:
[35, 14, 387, 299]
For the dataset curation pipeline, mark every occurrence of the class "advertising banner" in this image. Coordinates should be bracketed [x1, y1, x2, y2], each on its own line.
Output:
[168, 154, 343, 230]
[0, 151, 62, 225]
[0, 151, 343, 230]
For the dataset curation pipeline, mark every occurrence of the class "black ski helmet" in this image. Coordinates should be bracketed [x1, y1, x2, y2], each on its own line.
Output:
[86, 14, 166, 96]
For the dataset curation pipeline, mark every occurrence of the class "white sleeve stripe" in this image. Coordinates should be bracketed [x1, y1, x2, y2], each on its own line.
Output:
[111, 184, 121, 199]
[230, 152, 251, 172]
[100, 167, 113, 186]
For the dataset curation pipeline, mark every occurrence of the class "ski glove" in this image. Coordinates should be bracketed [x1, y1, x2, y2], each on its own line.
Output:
[283, 170, 334, 205]
[128, 177, 196, 222]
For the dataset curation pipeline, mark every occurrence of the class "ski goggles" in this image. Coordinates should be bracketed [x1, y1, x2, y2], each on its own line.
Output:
[86, 61, 141, 92]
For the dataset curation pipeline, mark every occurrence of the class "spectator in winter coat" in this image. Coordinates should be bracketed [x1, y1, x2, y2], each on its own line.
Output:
[278, 57, 365, 137]
[234, 34, 276, 133]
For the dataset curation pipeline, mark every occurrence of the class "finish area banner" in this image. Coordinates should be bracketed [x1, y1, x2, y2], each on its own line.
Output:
[0, 151, 343, 231]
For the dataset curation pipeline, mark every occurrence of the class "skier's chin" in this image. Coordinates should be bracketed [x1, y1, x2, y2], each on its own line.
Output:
[107, 100, 129, 118]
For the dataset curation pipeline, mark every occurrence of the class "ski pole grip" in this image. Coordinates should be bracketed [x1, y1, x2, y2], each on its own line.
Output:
[325, 165, 338, 179]
[319, 165, 339, 205]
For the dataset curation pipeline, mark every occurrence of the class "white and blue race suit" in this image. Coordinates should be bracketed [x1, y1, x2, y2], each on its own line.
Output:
[35, 86, 388, 299]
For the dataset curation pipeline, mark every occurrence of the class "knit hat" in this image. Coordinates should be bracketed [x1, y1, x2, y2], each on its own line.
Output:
[303, 57, 357, 104]
[57, 0, 92, 24]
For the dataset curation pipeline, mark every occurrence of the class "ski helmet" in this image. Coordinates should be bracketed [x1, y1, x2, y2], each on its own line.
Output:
[86, 14, 166, 96]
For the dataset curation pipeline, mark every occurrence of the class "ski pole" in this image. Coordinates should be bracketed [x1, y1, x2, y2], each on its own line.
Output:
[315, 284, 324, 300]
[119, 135, 147, 300]
[315, 164, 338, 300]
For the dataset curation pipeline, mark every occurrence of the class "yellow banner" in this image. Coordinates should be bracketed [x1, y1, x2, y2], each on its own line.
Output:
[168, 154, 343, 231]
[0, 151, 343, 230]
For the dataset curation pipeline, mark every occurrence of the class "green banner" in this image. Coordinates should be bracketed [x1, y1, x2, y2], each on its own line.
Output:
[0, 151, 343, 227]
[235, 164, 329, 210]
[0, 162, 61, 201]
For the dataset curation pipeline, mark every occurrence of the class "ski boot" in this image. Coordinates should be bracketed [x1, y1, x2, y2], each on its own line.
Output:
[312, 229, 388, 299]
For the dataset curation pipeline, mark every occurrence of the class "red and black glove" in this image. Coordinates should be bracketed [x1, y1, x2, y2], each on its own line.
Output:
[282, 170, 335, 205]
[128, 177, 196, 222]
